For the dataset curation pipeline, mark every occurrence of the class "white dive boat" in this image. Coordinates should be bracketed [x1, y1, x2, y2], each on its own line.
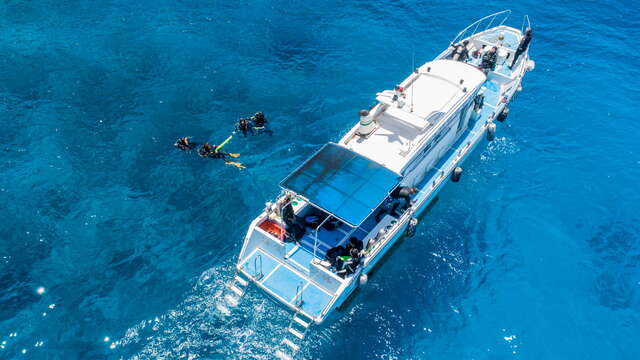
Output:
[228, 10, 534, 354]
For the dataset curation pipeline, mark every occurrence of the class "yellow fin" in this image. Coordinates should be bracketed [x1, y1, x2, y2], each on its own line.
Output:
[225, 161, 246, 169]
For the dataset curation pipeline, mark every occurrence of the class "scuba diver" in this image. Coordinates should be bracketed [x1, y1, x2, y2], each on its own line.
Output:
[336, 247, 363, 277]
[375, 186, 418, 221]
[252, 112, 266, 128]
[174, 137, 196, 151]
[346, 236, 363, 252]
[325, 245, 347, 267]
[250, 112, 273, 135]
[451, 40, 469, 62]
[511, 28, 532, 69]
[389, 186, 418, 216]
[198, 138, 245, 169]
[198, 142, 214, 157]
[235, 117, 253, 137]
[481, 46, 498, 72]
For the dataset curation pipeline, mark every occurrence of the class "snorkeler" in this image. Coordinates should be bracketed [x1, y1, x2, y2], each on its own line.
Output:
[174, 137, 195, 151]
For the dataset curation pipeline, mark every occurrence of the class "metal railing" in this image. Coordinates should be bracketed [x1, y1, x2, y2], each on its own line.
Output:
[312, 215, 331, 260]
[521, 14, 532, 32]
[254, 254, 263, 280]
[294, 282, 304, 306]
[451, 10, 512, 45]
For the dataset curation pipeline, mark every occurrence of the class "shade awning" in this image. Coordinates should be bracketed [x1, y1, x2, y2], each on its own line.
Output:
[280, 143, 401, 227]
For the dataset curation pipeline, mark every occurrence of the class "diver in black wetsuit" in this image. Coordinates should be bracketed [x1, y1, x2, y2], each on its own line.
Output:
[199, 143, 230, 159]
[451, 40, 469, 62]
[236, 118, 253, 137]
[481, 46, 498, 72]
[375, 186, 419, 221]
[325, 245, 347, 267]
[252, 112, 266, 127]
[174, 137, 195, 151]
[251, 112, 273, 135]
[198, 142, 214, 157]
[511, 28, 532, 69]
[346, 236, 363, 253]
[198, 142, 245, 168]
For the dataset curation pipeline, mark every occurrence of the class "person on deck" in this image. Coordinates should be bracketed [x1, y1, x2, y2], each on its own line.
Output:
[325, 245, 347, 267]
[481, 46, 498, 72]
[375, 186, 419, 222]
[510, 28, 532, 69]
[346, 236, 363, 253]
[389, 186, 419, 215]
[451, 40, 469, 62]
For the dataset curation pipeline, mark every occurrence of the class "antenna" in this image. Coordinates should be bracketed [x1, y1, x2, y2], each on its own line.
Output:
[411, 47, 415, 113]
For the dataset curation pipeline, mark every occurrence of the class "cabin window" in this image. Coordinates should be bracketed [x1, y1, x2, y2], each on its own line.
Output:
[457, 105, 471, 134]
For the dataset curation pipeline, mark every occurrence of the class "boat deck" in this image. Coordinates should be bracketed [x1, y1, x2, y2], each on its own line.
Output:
[240, 248, 335, 319]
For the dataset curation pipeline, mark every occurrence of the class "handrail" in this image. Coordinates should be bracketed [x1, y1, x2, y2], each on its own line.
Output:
[254, 254, 263, 280]
[313, 215, 331, 260]
[294, 282, 304, 306]
[451, 10, 512, 45]
[521, 14, 531, 32]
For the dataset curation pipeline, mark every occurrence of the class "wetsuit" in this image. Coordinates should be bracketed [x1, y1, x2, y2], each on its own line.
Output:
[481, 50, 497, 71]
[375, 187, 416, 221]
[253, 113, 266, 128]
[392, 187, 415, 205]
[343, 248, 362, 275]
[198, 144, 214, 157]
[207, 150, 229, 160]
[236, 118, 252, 137]
[346, 237, 363, 252]
[325, 245, 347, 266]
[511, 31, 532, 68]
[252, 113, 273, 135]
[282, 202, 296, 226]
[175, 138, 195, 151]
[452, 44, 469, 62]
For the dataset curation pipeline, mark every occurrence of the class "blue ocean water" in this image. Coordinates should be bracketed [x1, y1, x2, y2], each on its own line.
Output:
[1, 0, 639, 358]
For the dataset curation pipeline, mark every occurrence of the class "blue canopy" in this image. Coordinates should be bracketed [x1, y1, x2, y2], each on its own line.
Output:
[281, 143, 401, 227]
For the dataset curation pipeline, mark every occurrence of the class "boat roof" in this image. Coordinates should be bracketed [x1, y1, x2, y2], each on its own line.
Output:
[343, 60, 486, 174]
[280, 143, 401, 227]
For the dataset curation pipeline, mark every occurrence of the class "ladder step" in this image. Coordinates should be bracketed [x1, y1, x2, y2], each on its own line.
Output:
[275, 350, 293, 360]
[228, 284, 245, 297]
[234, 275, 249, 287]
[224, 294, 239, 307]
[281, 338, 300, 352]
[287, 327, 305, 340]
[293, 316, 310, 328]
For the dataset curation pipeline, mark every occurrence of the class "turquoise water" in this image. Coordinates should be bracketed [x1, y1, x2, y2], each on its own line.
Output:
[1, 1, 639, 359]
